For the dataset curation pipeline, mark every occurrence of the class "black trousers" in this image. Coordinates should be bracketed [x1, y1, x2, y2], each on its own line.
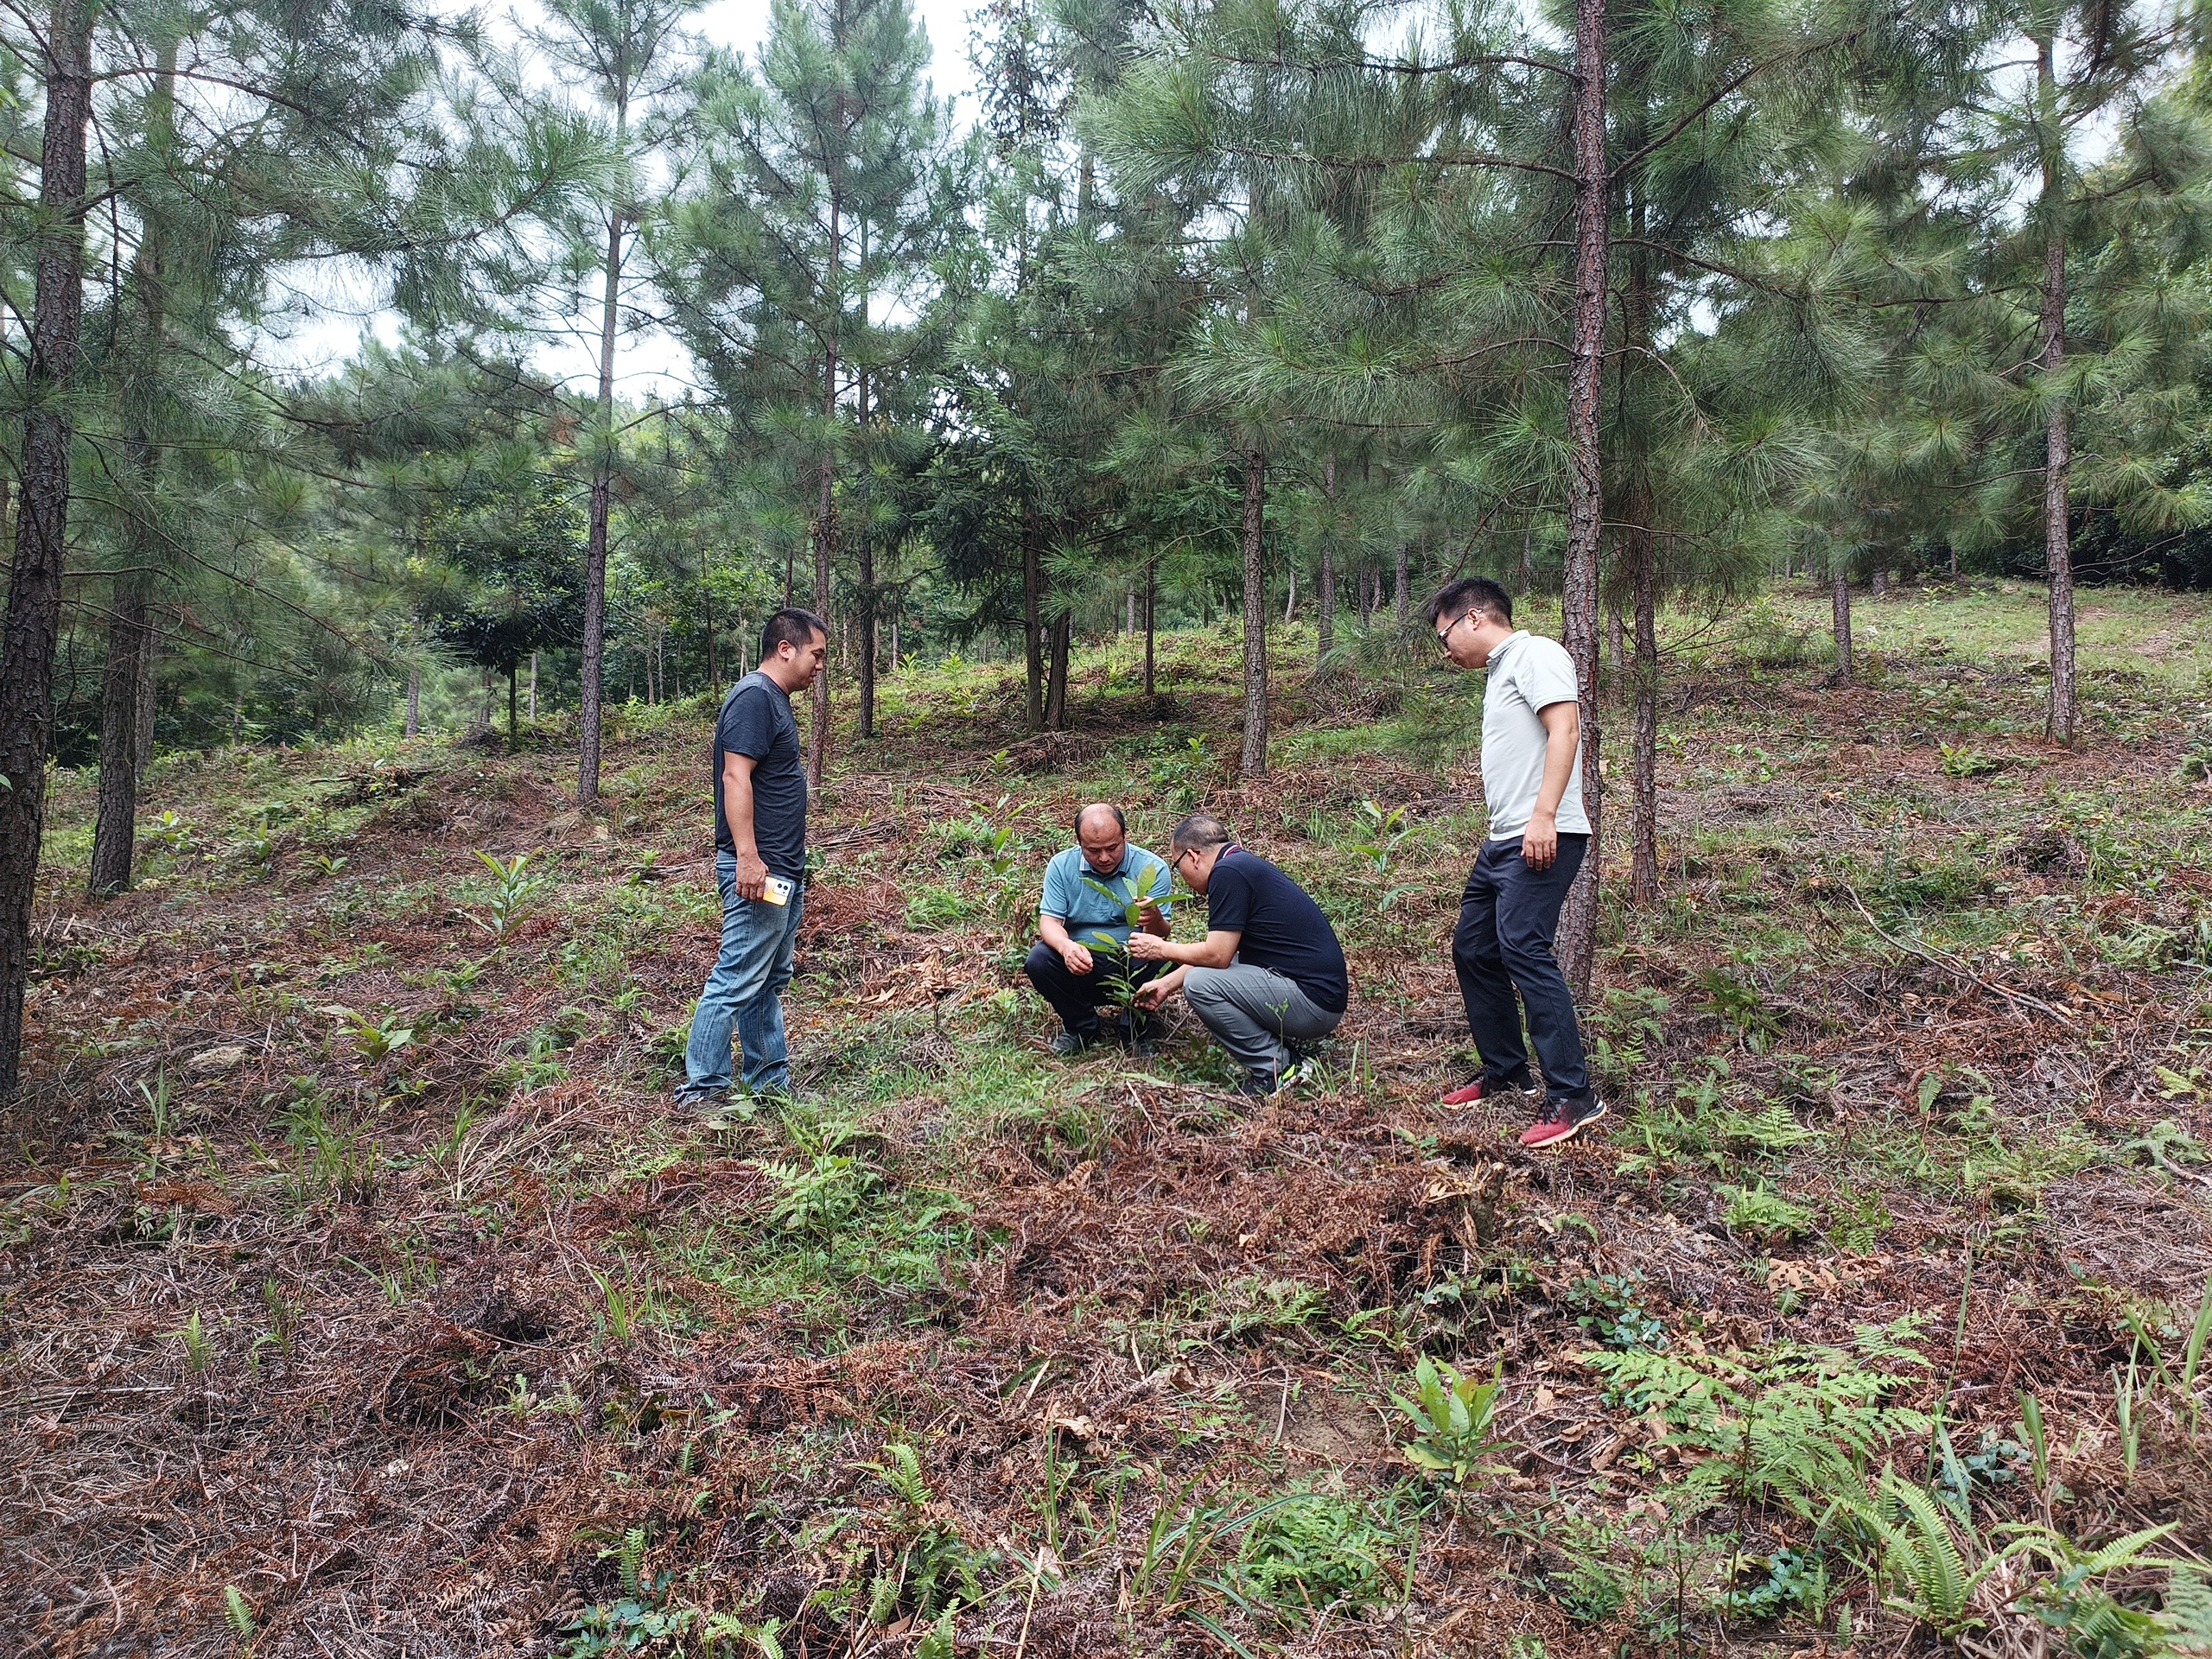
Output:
[1452, 833, 1591, 1101]
[1023, 939, 1164, 1038]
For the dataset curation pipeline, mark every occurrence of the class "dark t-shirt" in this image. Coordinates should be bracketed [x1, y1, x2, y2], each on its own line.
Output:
[713, 671, 807, 879]
[1204, 847, 1349, 1014]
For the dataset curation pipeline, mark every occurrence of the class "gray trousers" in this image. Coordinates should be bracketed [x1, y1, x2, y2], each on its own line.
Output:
[1184, 963, 1344, 1081]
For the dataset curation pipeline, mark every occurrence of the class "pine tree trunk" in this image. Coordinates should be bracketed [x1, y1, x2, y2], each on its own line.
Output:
[405, 618, 422, 739]
[1046, 613, 1071, 731]
[1606, 601, 1624, 683]
[578, 209, 623, 804]
[856, 367, 876, 741]
[1394, 542, 1409, 626]
[1142, 557, 1156, 698]
[810, 182, 842, 789]
[89, 41, 175, 899]
[1318, 452, 1337, 662]
[1557, 0, 1610, 1001]
[1624, 241, 1659, 905]
[134, 622, 156, 772]
[530, 652, 538, 721]
[1631, 530, 1659, 904]
[1870, 567, 1886, 598]
[1282, 564, 1296, 624]
[1021, 506, 1044, 731]
[1831, 570, 1853, 685]
[2037, 37, 2075, 747]
[90, 575, 150, 896]
[857, 525, 876, 740]
[0, 0, 94, 1092]
[1239, 444, 1269, 779]
[507, 664, 518, 739]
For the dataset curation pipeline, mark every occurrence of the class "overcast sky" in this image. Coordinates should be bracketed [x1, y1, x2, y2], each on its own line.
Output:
[261, 0, 982, 396]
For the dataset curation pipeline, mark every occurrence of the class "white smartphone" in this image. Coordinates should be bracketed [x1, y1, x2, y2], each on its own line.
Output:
[760, 874, 796, 907]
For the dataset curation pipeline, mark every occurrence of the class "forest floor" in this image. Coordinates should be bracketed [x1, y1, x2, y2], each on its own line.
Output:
[4, 581, 2212, 1659]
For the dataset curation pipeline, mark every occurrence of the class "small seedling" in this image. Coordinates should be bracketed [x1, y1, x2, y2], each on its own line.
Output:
[178, 1309, 214, 1373]
[468, 849, 547, 944]
[1394, 1356, 1508, 1484]
[323, 1005, 414, 1066]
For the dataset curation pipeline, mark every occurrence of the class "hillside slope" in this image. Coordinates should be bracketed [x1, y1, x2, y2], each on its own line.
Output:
[5, 588, 2211, 1658]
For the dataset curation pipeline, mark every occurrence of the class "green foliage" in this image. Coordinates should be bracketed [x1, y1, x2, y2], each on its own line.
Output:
[1567, 1274, 1669, 1351]
[178, 1309, 214, 1373]
[1227, 1491, 1398, 1620]
[1720, 1181, 1815, 1243]
[468, 850, 547, 944]
[1347, 799, 1416, 909]
[1585, 1329, 1931, 1517]
[758, 1122, 883, 1242]
[1392, 1357, 1507, 1484]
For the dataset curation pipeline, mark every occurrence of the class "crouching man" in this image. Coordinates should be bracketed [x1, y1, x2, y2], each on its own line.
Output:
[1024, 803, 1173, 1055]
[1128, 812, 1348, 1096]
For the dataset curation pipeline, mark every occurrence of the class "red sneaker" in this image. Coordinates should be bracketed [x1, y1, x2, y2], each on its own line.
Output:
[1518, 1095, 1608, 1149]
[1441, 1073, 1534, 1108]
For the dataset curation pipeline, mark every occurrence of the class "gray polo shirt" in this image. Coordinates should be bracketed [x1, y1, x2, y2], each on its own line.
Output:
[1481, 630, 1590, 840]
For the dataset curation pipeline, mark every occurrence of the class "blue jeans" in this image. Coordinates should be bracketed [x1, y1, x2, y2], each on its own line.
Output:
[683, 852, 804, 1095]
[1452, 833, 1591, 1102]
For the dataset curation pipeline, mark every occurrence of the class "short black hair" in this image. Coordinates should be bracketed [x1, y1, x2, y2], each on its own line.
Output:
[1075, 804, 1127, 835]
[1427, 577, 1513, 628]
[761, 607, 827, 659]
[1170, 810, 1232, 852]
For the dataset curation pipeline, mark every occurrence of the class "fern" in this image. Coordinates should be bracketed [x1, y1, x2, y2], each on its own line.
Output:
[617, 1525, 647, 1598]
[2158, 1567, 2212, 1656]
[865, 1440, 934, 1508]
[1584, 1330, 1929, 1517]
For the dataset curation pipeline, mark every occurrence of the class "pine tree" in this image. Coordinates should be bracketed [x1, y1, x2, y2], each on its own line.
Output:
[664, 0, 960, 779]
[533, 0, 701, 801]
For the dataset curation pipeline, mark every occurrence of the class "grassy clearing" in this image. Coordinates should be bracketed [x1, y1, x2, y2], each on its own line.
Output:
[3, 580, 2211, 1656]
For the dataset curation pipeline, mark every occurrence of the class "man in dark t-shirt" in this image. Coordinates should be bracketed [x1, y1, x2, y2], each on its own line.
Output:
[681, 608, 826, 1109]
[1129, 811, 1349, 1095]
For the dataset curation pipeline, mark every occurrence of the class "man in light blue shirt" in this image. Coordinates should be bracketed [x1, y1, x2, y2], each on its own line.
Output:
[1025, 803, 1173, 1055]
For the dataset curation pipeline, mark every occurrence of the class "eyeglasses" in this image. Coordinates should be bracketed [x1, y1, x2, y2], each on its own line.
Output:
[1434, 611, 1475, 652]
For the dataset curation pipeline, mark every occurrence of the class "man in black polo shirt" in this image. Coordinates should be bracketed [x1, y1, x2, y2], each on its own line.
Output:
[1128, 811, 1348, 1096]
[680, 607, 826, 1109]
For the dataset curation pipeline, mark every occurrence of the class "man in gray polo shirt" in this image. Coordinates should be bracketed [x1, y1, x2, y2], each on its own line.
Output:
[1428, 577, 1605, 1147]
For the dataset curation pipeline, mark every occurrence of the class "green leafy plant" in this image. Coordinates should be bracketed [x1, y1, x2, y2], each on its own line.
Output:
[1720, 1181, 1815, 1244]
[1225, 1490, 1398, 1623]
[1585, 1327, 1931, 1517]
[758, 1122, 881, 1242]
[1392, 1357, 1508, 1484]
[1348, 799, 1417, 908]
[136, 1069, 180, 1177]
[224, 1584, 255, 1638]
[468, 849, 547, 944]
[1939, 743, 2003, 779]
[324, 1004, 414, 1066]
[178, 1308, 215, 1373]
[1568, 1274, 1669, 1351]
[1853, 1468, 2175, 1651]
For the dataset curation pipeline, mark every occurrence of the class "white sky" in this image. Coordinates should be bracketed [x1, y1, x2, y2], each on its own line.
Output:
[258, 0, 981, 397]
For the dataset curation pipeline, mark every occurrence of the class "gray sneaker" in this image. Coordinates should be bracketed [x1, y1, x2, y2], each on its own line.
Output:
[1049, 1028, 1102, 1058]
[677, 1086, 729, 1116]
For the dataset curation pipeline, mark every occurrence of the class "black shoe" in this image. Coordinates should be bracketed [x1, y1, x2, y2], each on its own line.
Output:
[1049, 1028, 1103, 1058]
[677, 1086, 729, 1116]
[1235, 1071, 1281, 1098]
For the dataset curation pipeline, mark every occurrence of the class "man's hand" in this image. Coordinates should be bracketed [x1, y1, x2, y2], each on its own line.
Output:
[732, 848, 770, 901]
[1521, 810, 1558, 872]
[1134, 966, 1185, 1009]
[1125, 931, 1168, 962]
[1061, 941, 1095, 976]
